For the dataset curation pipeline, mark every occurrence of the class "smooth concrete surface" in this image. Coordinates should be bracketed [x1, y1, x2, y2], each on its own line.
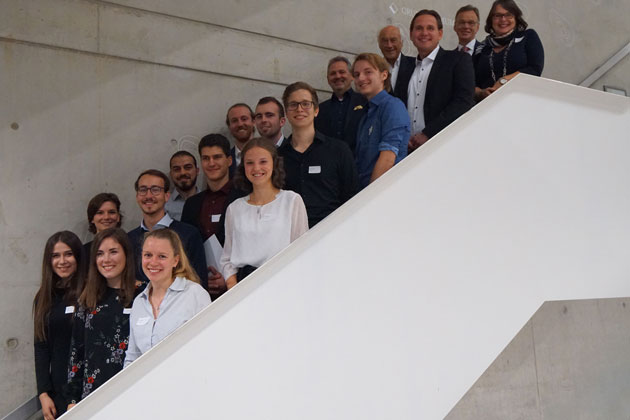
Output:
[54, 76, 630, 419]
[1, 0, 629, 416]
[447, 298, 630, 420]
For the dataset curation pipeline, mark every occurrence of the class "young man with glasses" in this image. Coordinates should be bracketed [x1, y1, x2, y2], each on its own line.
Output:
[128, 169, 208, 289]
[278, 82, 358, 227]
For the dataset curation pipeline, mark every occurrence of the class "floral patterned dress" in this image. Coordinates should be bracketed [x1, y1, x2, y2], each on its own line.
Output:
[65, 287, 134, 403]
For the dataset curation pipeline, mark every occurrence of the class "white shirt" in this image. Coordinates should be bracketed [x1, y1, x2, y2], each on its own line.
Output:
[407, 45, 440, 135]
[234, 146, 242, 167]
[140, 212, 173, 231]
[458, 39, 476, 56]
[124, 276, 210, 367]
[275, 134, 285, 148]
[390, 53, 402, 89]
[220, 190, 309, 279]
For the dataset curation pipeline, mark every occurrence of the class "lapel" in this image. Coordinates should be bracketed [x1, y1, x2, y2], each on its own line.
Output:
[425, 47, 444, 105]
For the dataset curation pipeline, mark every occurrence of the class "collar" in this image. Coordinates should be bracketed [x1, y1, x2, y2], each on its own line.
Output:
[139, 276, 187, 300]
[206, 179, 232, 195]
[331, 88, 353, 102]
[392, 53, 402, 69]
[275, 134, 285, 147]
[416, 45, 440, 65]
[171, 186, 199, 202]
[140, 212, 173, 231]
[459, 39, 476, 52]
[368, 89, 390, 107]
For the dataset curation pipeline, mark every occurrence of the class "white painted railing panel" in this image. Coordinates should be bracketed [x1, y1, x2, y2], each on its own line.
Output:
[61, 75, 630, 419]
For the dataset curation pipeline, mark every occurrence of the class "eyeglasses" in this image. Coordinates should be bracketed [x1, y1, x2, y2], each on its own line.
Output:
[287, 101, 314, 111]
[136, 186, 165, 195]
[456, 20, 479, 26]
[492, 12, 514, 20]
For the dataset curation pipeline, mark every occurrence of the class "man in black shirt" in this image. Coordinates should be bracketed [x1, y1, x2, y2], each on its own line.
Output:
[279, 82, 359, 227]
[314, 56, 367, 154]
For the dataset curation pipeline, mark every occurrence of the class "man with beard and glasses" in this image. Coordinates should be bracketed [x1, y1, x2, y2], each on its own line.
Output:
[165, 151, 200, 221]
[225, 103, 256, 176]
[127, 169, 208, 290]
[254, 97, 286, 147]
[314, 56, 367, 155]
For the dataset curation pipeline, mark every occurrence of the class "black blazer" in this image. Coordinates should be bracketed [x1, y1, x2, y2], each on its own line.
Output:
[392, 53, 416, 103]
[314, 89, 367, 154]
[396, 47, 475, 138]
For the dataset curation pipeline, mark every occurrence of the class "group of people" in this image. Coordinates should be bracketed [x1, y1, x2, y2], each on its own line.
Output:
[33, 1, 544, 418]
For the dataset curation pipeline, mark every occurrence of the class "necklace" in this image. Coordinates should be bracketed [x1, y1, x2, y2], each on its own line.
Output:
[489, 38, 515, 83]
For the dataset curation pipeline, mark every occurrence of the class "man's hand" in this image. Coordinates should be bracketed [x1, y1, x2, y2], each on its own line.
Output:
[207, 266, 227, 296]
[408, 132, 430, 153]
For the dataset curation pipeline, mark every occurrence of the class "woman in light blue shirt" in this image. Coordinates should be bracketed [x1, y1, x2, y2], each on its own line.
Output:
[124, 229, 210, 367]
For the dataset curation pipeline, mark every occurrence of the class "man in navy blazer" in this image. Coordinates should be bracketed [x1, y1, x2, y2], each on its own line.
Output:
[378, 25, 416, 103]
[314, 56, 367, 155]
[453, 5, 482, 56]
[399, 9, 475, 152]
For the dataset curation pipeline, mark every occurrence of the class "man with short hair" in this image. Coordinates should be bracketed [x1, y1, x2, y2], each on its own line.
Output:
[182, 134, 244, 300]
[454, 5, 481, 56]
[377, 25, 416, 102]
[314, 56, 367, 154]
[165, 150, 200, 221]
[398, 9, 475, 152]
[254, 97, 286, 147]
[128, 169, 208, 289]
[225, 103, 255, 175]
[279, 82, 358, 227]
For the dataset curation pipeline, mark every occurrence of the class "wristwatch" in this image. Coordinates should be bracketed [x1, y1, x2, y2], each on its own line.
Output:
[499, 77, 508, 85]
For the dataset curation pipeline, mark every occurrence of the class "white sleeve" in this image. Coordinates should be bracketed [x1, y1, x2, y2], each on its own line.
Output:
[124, 301, 142, 368]
[290, 193, 309, 242]
[220, 203, 238, 279]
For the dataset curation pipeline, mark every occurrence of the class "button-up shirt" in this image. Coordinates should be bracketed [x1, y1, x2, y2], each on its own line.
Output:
[390, 53, 402, 89]
[165, 187, 199, 221]
[458, 39, 476, 56]
[327, 90, 353, 140]
[140, 212, 173, 231]
[199, 181, 233, 241]
[124, 276, 210, 367]
[407, 45, 440, 135]
[355, 90, 411, 189]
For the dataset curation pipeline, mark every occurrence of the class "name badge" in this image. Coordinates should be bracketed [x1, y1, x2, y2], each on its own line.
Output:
[123, 308, 132, 315]
[137, 316, 150, 326]
[308, 166, 321, 174]
[211, 214, 221, 223]
[65, 306, 75, 314]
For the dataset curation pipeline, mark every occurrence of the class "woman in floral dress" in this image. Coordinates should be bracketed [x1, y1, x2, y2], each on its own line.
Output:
[65, 228, 139, 408]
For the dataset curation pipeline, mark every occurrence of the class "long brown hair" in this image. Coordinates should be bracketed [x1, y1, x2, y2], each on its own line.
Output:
[33, 231, 84, 341]
[80, 228, 136, 310]
[234, 137, 285, 193]
[142, 229, 200, 283]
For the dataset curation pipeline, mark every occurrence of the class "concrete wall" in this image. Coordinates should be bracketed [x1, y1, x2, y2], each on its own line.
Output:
[1, 0, 628, 415]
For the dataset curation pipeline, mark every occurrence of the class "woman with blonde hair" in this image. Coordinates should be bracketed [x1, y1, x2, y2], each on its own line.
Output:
[352, 53, 410, 189]
[124, 228, 210, 366]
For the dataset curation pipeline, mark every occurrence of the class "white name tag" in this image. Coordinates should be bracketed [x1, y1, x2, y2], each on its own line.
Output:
[65, 306, 75, 314]
[137, 316, 150, 326]
[123, 308, 132, 315]
[308, 166, 321, 174]
[211, 214, 221, 223]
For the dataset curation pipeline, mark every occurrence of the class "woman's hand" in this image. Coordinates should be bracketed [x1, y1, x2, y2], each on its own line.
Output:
[226, 274, 238, 289]
[475, 86, 495, 101]
[39, 393, 57, 420]
[67, 403, 77, 410]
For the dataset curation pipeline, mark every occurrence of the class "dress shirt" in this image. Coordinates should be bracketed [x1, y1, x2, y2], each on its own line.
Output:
[220, 190, 309, 279]
[278, 132, 358, 227]
[165, 186, 199, 221]
[355, 90, 410, 189]
[275, 134, 285, 147]
[458, 39, 476, 56]
[390, 53, 402, 89]
[327, 90, 353, 140]
[407, 44, 440, 135]
[199, 181, 232, 241]
[124, 276, 210, 367]
[140, 212, 173, 232]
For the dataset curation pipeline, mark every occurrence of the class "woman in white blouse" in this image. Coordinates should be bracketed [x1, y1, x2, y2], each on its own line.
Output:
[221, 137, 309, 289]
[124, 229, 210, 367]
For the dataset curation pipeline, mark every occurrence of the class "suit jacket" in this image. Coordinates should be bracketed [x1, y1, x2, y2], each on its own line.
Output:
[392, 53, 416, 103]
[396, 47, 475, 138]
[314, 88, 367, 154]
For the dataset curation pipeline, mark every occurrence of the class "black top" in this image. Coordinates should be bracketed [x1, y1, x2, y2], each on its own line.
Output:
[127, 220, 208, 289]
[474, 29, 544, 89]
[34, 288, 75, 416]
[315, 89, 367, 154]
[65, 287, 136, 404]
[278, 131, 358, 227]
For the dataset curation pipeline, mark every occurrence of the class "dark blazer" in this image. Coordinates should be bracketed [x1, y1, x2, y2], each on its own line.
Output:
[392, 53, 416, 103]
[396, 47, 475, 138]
[314, 88, 367, 154]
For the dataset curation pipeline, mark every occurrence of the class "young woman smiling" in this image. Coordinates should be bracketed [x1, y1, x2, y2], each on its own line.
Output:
[83, 193, 123, 262]
[33, 231, 84, 420]
[352, 53, 410, 189]
[221, 137, 309, 289]
[65, 228, 138, 409]
[124, 228, 210, 367]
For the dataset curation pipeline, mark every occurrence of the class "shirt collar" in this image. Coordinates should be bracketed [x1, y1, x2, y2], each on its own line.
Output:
[392, 53, 402, 69]
[458, 39, 476, 53]
[416, 45, 440, 65]
[368, 89, 390, 107]
[170, 187, 199, 202]
[331, 88, 353, 102]
[275, 134, 285, 147]
[206, 179, 232, 195]
[140, 212, 173, 231]
[139, 276, 187, 300]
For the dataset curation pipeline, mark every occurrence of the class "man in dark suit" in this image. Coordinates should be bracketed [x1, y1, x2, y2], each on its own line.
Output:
[398, 9, 475, 152]
[378, 25, 415, 103]
[454, 5, 482, 56]
[314, 56, 367, 154]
